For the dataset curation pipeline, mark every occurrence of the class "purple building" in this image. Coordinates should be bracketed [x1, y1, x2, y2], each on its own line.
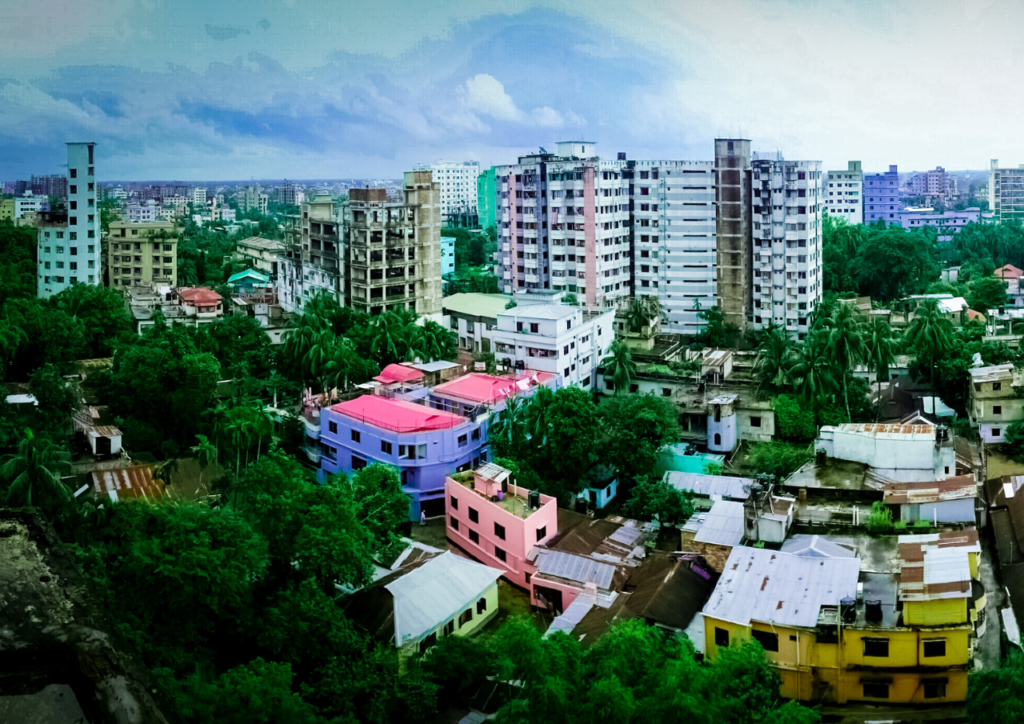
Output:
[319, 394, 490, 520]
[864, 164, 900, 224]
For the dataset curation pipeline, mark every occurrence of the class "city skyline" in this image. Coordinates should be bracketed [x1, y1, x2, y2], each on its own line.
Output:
[1, 0, 1019, 180]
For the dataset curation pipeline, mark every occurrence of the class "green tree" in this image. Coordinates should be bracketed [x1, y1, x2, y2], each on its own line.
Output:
[754, 323, 794, 390]
[29, 363, 79, 430]
[50, 283, 134, 358]
[623, 474, 694, 526]
[175, 658, 318, 724]
[967, 651, 1024, 724]
[599, 394, 680, 482]
[904, 298, 955, 384]
[773, 394, 818, 443]
[695, 305, 739, 348]
[863, 318, 898, 395]
[193, 433, 218, 493]
[967, 275, 1008, 312]
[748, 441, 811, 482]
[788, 330, 837, 422]
[602, 339, 638, 394]
[824, 304, 866, 420]
[0, 429, 72, 511]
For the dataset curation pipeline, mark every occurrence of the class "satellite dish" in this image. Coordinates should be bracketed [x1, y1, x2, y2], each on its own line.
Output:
[539, 147, 547, 153]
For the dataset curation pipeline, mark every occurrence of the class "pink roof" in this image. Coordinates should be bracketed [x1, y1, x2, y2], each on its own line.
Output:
[431, 372, 556, 405]
[995, 264, 1024, 280]
[177, 287, 222, 303]
[374, 363, 424, 384]
[331, 395, 466, 432]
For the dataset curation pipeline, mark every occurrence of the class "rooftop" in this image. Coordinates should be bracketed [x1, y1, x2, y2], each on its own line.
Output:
[374, 363, 425, 385]
[451, 470, 541, 516]
[783, 458, 891, 492]
[331, 395, 467, 433]
[91, 465, 168, 503]
[431, 372, 555, 405]
[827, 422, 937, 440]
[498, 302, 577, 321]
[781, 535, 857, 559]
[177, 286, 222, 303]
[664, 471, 752, 500]
[236, 236, 284, 251]
[227, 268, 271, 285]
[883, 475, 976, 505]
[969, 363, 1014, 382]
[442, 293, 513, 319]
[692, 500, 745, 546]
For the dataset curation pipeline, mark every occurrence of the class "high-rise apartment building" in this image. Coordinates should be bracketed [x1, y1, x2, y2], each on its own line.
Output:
[989, 159, 1024, 223]
[107, 220, 177, 289]
[715, 139, 752, 333]
[750, 156, 823, 339]
[30, 174, 67, 200]
[240, 184, 268, 215]
[278, 182, 303, 206]
[278, 195, 342, 313]
[191, 187, 207, 207]
[477, 167, 497, 230]
[430, 161, 479, 220]
[824, 161, 863, 225]
[37, 142, 100, 298]
[864, 164, 899, 224]
[345, 171, 442, 316]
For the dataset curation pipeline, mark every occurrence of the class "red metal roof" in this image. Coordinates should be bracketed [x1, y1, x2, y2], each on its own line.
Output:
[373, 363, 424, 384]
[177, 287, 222, 303]
[431, 372, 556, 404]
[331, 395, 466, 432]
[91, 465, 169, 502]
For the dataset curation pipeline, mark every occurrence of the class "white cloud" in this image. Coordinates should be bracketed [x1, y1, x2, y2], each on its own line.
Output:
[531, 106, 563, 128]
[463, 73, 523, 121]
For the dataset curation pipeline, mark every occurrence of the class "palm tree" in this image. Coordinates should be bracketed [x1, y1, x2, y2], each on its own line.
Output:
[154, 455, 180, 489]
[864, 318, 899, 416]
[825, 304, 867, 420]
[904, 298, 955, 385]
[370, 310, 405, 362]
[193, 434, 218, 495]
[324, 337, 359, 392]
[524, 386, 555, 447]
[419, 321, 453, 362]
[223, 412, 251, 475]
[601, 340, 638, 395]
[1, 429, 72, 510]
[789, 330, 838, 423]
[302, 327, 337, 390]
[753, 323, 793, 390]
[624, 298, 648, 333]
[487, 395, 528, 458]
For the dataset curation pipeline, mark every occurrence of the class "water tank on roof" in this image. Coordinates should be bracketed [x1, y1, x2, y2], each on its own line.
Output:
[528, 490, 540, 509]
[840, 597, 857, 624]
[865, 599, 883, 624]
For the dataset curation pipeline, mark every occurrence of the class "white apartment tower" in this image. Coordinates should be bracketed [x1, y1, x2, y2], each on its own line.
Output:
[37, 142, 100, 298]
[750, 156, 823, 339]
[430, 161, 480, 219]
[191, 187, 207, 207]
[824, 161, 863, 225]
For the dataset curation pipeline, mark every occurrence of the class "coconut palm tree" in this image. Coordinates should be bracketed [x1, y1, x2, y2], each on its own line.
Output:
[753, 322, 794, 390]
[487, 395, 529, 459]
[904, 298, 955, 385]
[370, 310, 406, 362]
[193, 434, 218, 494]
[825, 304, 867, 420]
[789, 330, 838, 423]
[864, 318, 899, 409]
[324, 337, 359, 392]
[1, 429, 72, 510]
[419, 321, 454, 362]
[602, 340, 638, 395]
[250, 404, 275, 463]
[524, 386, 555, 447]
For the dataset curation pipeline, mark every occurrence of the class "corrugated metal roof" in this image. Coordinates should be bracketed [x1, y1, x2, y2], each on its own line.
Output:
[664, 471, 752, 500]
[924, 547, 971, 586]
[385, 551, 502, 643]
[883, 475, 976, 505]
[781, 535, 856, 559]
[968, 364, 1014, 382]
[702, 547, 860, 628]
[90, 465, 168, 503]
[546, 596, 595, 637]
[535, 549, 616, 590]
[693, 500, 745, 546]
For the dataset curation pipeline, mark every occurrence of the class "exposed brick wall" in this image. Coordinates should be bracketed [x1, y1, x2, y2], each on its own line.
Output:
[680, 530, 733, 572]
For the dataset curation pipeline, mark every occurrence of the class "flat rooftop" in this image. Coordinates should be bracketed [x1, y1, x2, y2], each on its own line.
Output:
[451, 472, 535, 515]
[784, 459, 890, 492]
[331, 395, 466, 433]
[432, 372, 555, 405]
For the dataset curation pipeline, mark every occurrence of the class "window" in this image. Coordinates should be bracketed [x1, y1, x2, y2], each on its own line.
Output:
[458, 434, 468, 447]
[537, 526, 547, 541]
[662, 388, 672, 397]
[351, 430, 361, 443]
[450, 494, 458, 510]
[750, 416, 762, 428]
[458, 608, 473, 627]
[381, 441, 392, 455]
[494, 546, 507, 562]
[328, 421, 337, 434]
[469, 530, 479, 544]
[469, 507, 479, 523]
[714, 628, 729, 647]
[494, 522, 507, 540]
[863, 638, 889, 658]
[993, 428, 1002, 437]
[444, 620, 455, 636]
[994, 405, 1002, 415]
[70, 168, 77, 178]
[993, 382, 1002, 391]
[923, 681, 947, 699]
[751, 630, 779, 652]
[923, 639, 946, 658]
[352, 455, 367, 470]
[530, 323, 539, 333]
[450, 516, 459, 531]
[862, 683, 889, 699]
[476, 597, 487, 614]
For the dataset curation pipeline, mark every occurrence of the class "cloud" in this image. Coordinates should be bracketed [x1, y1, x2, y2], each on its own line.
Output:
[463, 73, 523, 122]
[531, 106, 563, 128]
[205, 24, 249, 41]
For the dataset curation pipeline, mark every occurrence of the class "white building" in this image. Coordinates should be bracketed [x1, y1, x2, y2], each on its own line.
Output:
[191, 187, 207, 206]
[37, 142, 100, 297]
[824, 161, 863, 225]
[109, 186, 128, 202]
[750, 156, 824, 340]
[240, 185, 269, 215]
[815, 422, 955, 482]
[489, 295, 614, 389]
[430, 160, 480, 219]
[126, 200, 158, 223]
[15, 192, 44, 219]
[897, 207, 981, 243]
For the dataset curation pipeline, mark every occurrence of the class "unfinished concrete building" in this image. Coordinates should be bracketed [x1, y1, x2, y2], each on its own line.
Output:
[714, 139, 752, 333]
[345, 171, 442, 317]
[276, 195, 343, 313]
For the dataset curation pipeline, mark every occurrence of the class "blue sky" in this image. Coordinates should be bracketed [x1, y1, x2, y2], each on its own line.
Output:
[0, 0, 1015, 181]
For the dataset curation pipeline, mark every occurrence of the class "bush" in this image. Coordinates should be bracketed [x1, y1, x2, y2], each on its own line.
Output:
[866, 501, 893, 532]
[1004, 420, 1024, 458]
[913, 519, 932, 530]
[747, 442, 811, 481]
[773, 395, 817, 443]
[894, 520, 908, 532]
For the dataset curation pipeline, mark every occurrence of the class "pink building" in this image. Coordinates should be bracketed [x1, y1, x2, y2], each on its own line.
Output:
[445, 463, 557, 590]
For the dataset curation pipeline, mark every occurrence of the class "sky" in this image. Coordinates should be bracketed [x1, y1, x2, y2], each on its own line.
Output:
[0, 0, 1015, 181]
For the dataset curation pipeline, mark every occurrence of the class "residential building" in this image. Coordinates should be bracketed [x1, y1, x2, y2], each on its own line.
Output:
[664, 470, 753, 507]
[490, 299, 614, 389]
[577, 465, 618, 509]
[812, 422, 956, 482]
[345, 172, 443, 317]
[750, 156, 824, 339]
[968, 364, 1024, 443]
[864, 164, 900, 224]
[430, 160, 480, 220]
[882, 476, 978, 525]
[428, 370, 558, 418]
[0, 198, 13, 222]
[442, 292, 512, 354]
[15, 191, 44, 218]
[441, 235, 455, 277]
[702, 535, 979, 705]
[983, 474, 1024, 640]
[125, 200, 159, 223]
[176, 287, 223, 317]
[234, 236, 284, 279]
[340, 550, 501, 656]
[30, 174, 67, 199]
[989, 159, 1024, 223]
[191, 187, 206, 206]
[897, 207, 980, 243]
[240, 184, 268, 215]
[907, 166, 957, 204]
[824, 161, 863, 224]
[277, 181, 303, 206]
[37, 142, 100, 298]
[714, 139, 753, 332]
[107, 219, 177, 288]
[277, 195, 343, 313]
[477, 166, 497, 229]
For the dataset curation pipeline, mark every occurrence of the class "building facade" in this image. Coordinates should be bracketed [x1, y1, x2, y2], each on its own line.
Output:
[989, 159, 1024, 223]
[277, 195, 342, 313]
[107, 220, 177, 288]
[968, 364, 1024, 443]
[430, 160, 480, 220]
[715, 139, 753, 332]
[824, 161, 863, 225]
[345, 171, 443, 317]
[477, 166, 497, 229]
[750, 156, 824, 339]
[441, 235, 455, 277]
[191, 187, 207, 207]
[240, 184, 269, 215]
[37, 142, 100, 298]
[234, 236, 284, 279]
[897, 207, 981, 243]
[864, 164, 900, 224]
[15, 192, 44, 219]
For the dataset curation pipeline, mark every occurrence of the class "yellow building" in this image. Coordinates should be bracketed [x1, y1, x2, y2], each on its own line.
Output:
[107, 220, 177, 288]
[702, 532, 982, 705]
[0, 198, 14, 222]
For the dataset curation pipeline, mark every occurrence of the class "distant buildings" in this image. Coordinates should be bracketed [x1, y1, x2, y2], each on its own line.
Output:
[239, 184, 269, 215]
[30, 174, 67, 199]
[0, 198, 13, 222]
[234, 236, 284, 279]
[430, 160, 479, 220]
[968, 364, 1023, 444]
[824, 161, 863, 224]
[476, 166, 497, 229]
[107, 219, 177, 288]
[191, 187, 206, 207]
[277, 181, 303, 206]
[278, 195, 341, 313]
[14, 192, 44, 219]
[125, 199, 159, 223]
[906, 166, 957, 204]
[37, 142, 100, 298]
[440, 235, 455, 277]
[896, 207, 981, 243]
[864, 164, 900, 224]
[989, 159, 1024, 223]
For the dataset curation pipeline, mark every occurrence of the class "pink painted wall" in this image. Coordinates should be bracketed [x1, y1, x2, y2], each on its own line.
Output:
[583, 164, 597, 306]
[445, 477, 557, 590]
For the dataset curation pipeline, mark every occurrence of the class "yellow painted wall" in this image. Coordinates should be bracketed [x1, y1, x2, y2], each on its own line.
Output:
[453, 580, 499, 638]
[969, 552, 979, 580]
[904, 597, 967, 626]
[841, 669, 968, 704]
